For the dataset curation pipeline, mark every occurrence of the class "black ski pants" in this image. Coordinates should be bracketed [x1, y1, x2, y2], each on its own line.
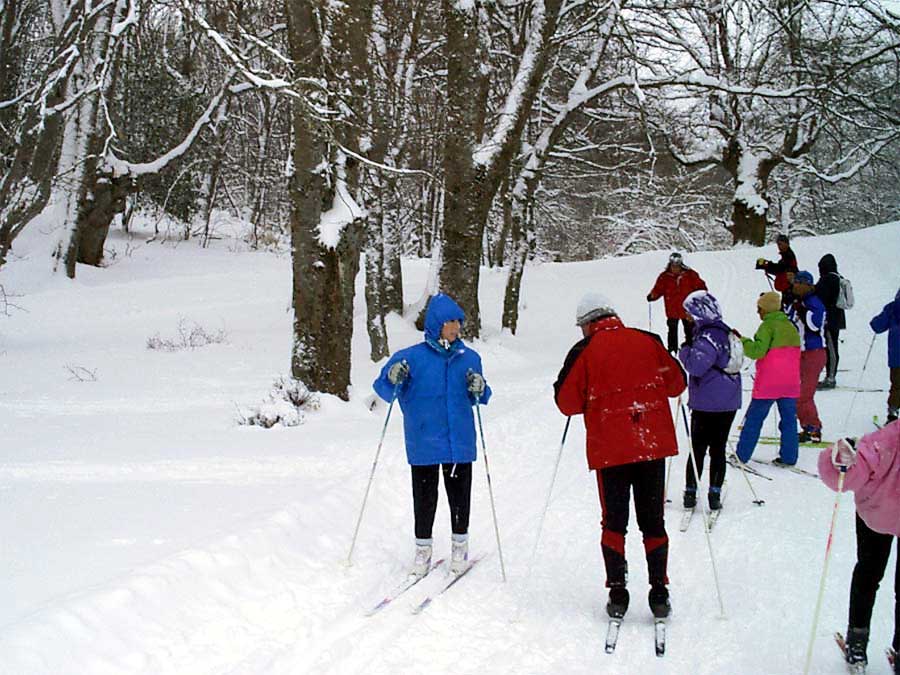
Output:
[596, 458, 668, 589]
[824, 324, 841, 381]
[666, 318, 692, 353]
[411, 463, 472, 540]
[686, 410, 737, 491]
[848, 513, 899, 651]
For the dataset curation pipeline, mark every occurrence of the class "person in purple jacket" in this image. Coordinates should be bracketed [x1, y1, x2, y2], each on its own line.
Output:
[678, 291, 742, 510]
[818, 420, 900, 672]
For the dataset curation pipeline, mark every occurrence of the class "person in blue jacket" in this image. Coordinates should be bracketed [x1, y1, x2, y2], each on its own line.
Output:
[373, 293, 491, 577]
[788, 270, 827, 443]
[871, 286, 900, 423]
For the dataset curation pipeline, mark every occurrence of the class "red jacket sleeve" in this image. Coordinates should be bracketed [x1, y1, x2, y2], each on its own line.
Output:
[554, 339, 590, 416]
[657, 338, 687, 397]
[649, 272, 668, 300]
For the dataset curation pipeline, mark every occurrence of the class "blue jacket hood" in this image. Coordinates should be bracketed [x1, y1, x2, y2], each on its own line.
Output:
[424, 293, 466, 341]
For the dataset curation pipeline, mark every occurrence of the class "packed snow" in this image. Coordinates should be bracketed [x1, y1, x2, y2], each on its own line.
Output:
[1, 222, 898, 674]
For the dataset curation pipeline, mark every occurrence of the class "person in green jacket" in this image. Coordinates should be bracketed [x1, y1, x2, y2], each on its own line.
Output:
[735, 292, 802, 465]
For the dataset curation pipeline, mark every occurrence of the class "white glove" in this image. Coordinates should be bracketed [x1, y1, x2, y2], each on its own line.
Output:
[467, 371, 486, 396]
[387, 360, 409, 385]
[830, 438, 857, 469]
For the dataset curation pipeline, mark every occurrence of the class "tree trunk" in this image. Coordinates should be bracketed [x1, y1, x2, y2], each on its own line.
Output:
[76, 171, 134, 265]
[285, 0, 370, 399]
[440, 2, 489, 336]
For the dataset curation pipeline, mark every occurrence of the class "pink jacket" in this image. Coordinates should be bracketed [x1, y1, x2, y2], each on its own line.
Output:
[753, 347, 801, 399]
[818, 421, 900, 537]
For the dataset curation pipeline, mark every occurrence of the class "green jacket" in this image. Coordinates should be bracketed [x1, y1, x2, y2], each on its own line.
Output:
[741, 311, 801, 360]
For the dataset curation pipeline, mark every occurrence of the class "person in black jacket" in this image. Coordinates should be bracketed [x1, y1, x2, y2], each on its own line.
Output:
[815, 253, 846, 389]
[755, 234, 799, 309]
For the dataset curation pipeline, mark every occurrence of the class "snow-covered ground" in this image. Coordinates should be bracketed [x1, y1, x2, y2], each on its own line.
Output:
[1, 222, 898, 674]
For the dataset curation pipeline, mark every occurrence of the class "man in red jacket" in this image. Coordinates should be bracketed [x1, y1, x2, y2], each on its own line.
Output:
[647, 252, 708, 353]
[554, 292, 687, 621]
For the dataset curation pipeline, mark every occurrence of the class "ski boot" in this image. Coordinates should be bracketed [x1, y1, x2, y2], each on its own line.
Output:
[708, 487, 722, 511]
[845, 627, 869, 672]
[817, 377, 836, 390]
[450, 533, 469, 574]
[798, 426, 822, 443]
[649, 584, 670, 619]
[606, 585, 629, 619]
[411, 539, 433, 578]
[888, 407, 899, 423]
[683, 488, 697, 509]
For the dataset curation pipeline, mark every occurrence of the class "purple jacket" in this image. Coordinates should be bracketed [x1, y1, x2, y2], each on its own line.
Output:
[678, 292, 742, 412]
[818, 420, 900, 537]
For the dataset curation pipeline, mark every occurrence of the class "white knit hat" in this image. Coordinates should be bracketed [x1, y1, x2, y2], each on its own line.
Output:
[575, 292, 617, 326]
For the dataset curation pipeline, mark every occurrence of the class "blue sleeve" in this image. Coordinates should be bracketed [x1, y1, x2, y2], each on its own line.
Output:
[870, 305, 891, 334]
[678, 334, 718, 378]
[373, 350, 411, 402]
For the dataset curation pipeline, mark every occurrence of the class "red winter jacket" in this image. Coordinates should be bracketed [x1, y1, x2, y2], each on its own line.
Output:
[554, 316, 687, 470]
[649, 268, 708, 319]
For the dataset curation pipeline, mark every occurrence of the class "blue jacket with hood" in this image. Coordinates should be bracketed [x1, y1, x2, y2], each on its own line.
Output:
[373, 293, 491, 466]
[871, 288, 900, 368]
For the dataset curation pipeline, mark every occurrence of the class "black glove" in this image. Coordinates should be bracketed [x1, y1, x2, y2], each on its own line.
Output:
[646, 293, 654, 302]
[387, 360, 409, 385]
[755, 258, 768, 270]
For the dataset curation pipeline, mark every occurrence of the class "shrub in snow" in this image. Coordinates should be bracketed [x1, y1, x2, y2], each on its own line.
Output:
[240, 377, 320, 428]
[147, 318, 227, 351]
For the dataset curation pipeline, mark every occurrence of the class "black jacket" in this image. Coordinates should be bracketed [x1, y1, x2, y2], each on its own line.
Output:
[815, 254, 846, 330]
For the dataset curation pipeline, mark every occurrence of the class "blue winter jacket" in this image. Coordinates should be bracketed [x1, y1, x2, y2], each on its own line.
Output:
[788, 293, 826, 351]
[871, 289, 900, 368]
[373, 294, 491, 466]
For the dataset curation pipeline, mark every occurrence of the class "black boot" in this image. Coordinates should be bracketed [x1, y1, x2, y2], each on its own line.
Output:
[845, 627, 869, 668]
[683, 489, 696, 508]
[606, 585, 629, 619]
[648, 584, 670, 619]
[708, 488, 722, 511]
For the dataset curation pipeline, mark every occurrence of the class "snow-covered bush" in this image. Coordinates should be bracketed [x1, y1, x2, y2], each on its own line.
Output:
[239, 377, 320, 428]
[147, 318, 227, 351]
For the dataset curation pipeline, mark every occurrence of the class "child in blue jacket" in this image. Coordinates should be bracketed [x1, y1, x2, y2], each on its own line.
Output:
[374, 293, 491, 576]
[871, 287, 900, 422]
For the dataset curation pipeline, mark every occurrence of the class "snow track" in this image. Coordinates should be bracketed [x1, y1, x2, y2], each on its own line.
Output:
[2, 223, 899, 673]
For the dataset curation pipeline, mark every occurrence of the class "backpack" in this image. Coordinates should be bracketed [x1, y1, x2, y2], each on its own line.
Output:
[833, 272, 854, 310]
[705, 325, 744, 375]
[721, 330, 745, 374]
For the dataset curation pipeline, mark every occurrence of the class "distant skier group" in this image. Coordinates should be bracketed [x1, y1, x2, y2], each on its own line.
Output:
[368, 232, 900, 670]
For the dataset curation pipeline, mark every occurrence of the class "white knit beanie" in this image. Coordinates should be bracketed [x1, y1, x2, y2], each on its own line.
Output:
[575, 292, 617, 326]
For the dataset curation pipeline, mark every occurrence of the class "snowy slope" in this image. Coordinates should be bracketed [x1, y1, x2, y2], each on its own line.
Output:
[1, 222, 898, 674]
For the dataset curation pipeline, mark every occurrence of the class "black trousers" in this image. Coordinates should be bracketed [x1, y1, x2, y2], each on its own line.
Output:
[411, 463, 472, 540]
[596, 458, 668, 588]
[666, 318, 692, 353]
[686, 410, 737, 491]
[848, 514, 899, 651]
[824, 325, 841, 380]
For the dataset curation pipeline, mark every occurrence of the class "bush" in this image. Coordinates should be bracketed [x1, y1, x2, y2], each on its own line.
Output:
[147, 318, 227, 351]
[239, 376, 320, 428]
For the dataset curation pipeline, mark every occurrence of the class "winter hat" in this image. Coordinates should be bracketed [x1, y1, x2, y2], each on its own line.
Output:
[575, 292, 617, 326]
[776, 234, 790, 244]
[757, 291, 782, 314]
[794, 270, 814, 285]
[683, 290, 722, 323]
[668, 252, 684, 266]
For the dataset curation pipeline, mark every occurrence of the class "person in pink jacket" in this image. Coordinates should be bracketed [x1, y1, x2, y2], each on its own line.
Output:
[818, 420, 900, 672]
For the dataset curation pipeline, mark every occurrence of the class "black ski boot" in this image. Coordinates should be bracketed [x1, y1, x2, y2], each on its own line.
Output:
[683, 489, 697, 509]
[648, 585, 670, 619]
[606, 585, 629, 619]
[845, 627, 869, 669]
[708, 488, 722, 511]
